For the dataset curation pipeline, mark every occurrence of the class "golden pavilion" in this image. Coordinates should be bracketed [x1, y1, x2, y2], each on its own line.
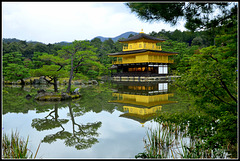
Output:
[108, 30, 178, 81]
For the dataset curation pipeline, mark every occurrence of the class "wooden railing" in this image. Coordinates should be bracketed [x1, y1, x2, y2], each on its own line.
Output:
[123, 45, 162, 51]
[112, 59, 174, 64]
[112, 60, 122, 64]
[111, 72, 171, 77]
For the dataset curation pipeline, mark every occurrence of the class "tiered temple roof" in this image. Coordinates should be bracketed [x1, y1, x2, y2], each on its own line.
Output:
[118, 32, 166, 43]
[108, 49, 178, 56]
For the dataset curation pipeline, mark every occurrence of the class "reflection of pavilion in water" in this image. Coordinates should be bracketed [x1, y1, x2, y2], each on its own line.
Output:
[110, 82, 177, 126]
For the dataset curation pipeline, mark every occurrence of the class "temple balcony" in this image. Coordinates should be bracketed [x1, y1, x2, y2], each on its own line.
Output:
[122, 43, 162, 51]
[112, 59, 174, 64]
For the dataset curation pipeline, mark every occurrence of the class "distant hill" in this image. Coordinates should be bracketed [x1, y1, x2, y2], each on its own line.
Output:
[54, 41, 72, 46]
[2, 38, 72, 46]
[3, 31, 138, 45]
[3, 38, 44, 44]
[92, 31, 138, 42]
[3, 38, 22, 43]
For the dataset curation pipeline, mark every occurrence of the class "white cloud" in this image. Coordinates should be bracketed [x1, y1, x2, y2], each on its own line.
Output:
[2, 2, 187, 44]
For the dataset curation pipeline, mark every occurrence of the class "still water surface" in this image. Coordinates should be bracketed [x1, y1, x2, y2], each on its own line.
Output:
[2, 81, 195, 158]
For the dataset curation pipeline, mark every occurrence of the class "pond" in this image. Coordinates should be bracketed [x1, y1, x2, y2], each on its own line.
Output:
[2, 81, 235, 159]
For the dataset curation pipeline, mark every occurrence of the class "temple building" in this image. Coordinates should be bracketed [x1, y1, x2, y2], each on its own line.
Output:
[108, 30, 178, 81]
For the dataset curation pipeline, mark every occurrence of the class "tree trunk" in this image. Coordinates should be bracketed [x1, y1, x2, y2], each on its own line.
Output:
[53, 77, 58, 92]
[66, 55, 74, 94]
[20, 79, 25, 86]
[54, 104, 59, 121]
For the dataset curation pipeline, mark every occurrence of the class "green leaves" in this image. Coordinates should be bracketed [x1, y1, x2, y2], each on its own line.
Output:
[59, 40, 102, 93]
[126, 3, 185, 25]
[30, 65, 67, 78]
[176, 31, 237, 108]
[30, 53, 69, 79]
[126, 2, 235, 32]
[60, 40, 104, 80]
[39, 53, 70, 65]
[164, 29, 238, 158]
[3, 63, 30, 82]
[126, 2, 237, 46]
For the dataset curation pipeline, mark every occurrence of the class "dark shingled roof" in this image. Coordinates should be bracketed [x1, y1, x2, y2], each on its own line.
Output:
[119, 33, 166, 42]
[108, 49, 178, 56]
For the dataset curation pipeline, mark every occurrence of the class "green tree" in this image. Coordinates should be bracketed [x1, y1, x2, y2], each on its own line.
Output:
[182, 31, 197, 46]
[176, 33, 237, 108]
[22, 43, 35, 59]
[23, 58, 34, 69]
[171, 29, 183, 42]
[126, 2, 236, 31]
[31, 52, 46, 69]
[173, 32, 237, 150]
[90, 37, 102, 52]
[102, 38, 115, 53]
[90, 38, 110, 66]
[160, 40, 199, 72]
[3, 64, 30, 85]
[3, 52, 30, 85]
[126, 2, 237, 45]
[33, 43, 49, 53]
[46, 43, 62, 55]
[30, 53, 69, 92]
[58, 40, 100, 93]
[191, 36, 204, 47]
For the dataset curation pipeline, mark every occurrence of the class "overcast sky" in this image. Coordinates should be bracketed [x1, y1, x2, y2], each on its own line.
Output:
[2, 2, 187, 44]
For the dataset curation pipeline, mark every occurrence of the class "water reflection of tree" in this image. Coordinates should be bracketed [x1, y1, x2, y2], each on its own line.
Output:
[4, 84, 113, 150]
[3, 86, 38, 114]
[32, 104, 68, 132]
[78, 85, 116, 114]
[64, 103, 101, 150]
[31, 102, 102, 150]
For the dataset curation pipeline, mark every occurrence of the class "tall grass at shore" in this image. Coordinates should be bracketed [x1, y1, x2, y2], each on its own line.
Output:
[135, 122, 228, 159]
[2, 130, 40, 159]
[135, 122, 179, 158]
[178, 138, 227, 158]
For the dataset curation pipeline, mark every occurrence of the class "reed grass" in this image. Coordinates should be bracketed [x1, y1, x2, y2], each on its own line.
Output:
[178, 138, 227, 158]
[136, 121, 178, 158]
[2, 130, 41, 159]
[135, 122, 228, 159]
